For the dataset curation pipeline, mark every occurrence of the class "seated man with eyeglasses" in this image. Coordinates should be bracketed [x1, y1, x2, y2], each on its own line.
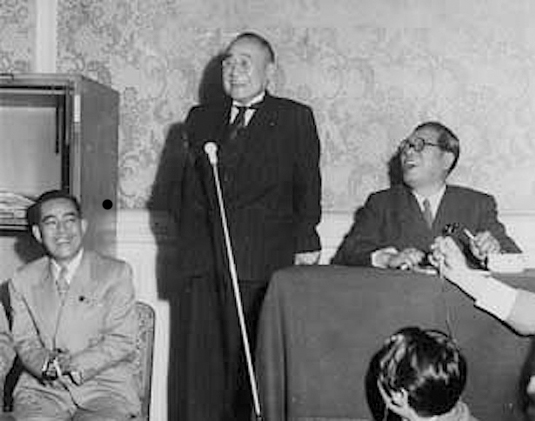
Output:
[331, 121, 520, 270]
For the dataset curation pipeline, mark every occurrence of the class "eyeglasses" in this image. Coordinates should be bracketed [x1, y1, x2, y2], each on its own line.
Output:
[398, 137, 440, 153]
[222, 56, 253, 74]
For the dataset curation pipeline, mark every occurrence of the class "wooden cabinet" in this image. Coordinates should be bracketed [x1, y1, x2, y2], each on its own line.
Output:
[0, 73, 119, 280]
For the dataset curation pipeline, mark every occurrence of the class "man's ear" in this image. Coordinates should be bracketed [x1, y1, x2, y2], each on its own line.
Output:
[31, 225, 42, 244]
[81, 218, 88, 236]
[442, 151, 455, 173]
[265, 62, 276, 86]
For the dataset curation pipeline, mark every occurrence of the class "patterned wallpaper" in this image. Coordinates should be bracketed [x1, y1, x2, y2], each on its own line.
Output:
[4, 0, 535, 212]
[0, 0, 33, 73]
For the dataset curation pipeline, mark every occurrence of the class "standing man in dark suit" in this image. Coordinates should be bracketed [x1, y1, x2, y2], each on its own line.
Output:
[331, 121, 520, 270]
[8, 190, 140, 420]
[174, 32, 322, 420]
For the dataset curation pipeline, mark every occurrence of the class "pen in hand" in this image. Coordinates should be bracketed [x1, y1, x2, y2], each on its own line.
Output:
[463, 228, 476, 241]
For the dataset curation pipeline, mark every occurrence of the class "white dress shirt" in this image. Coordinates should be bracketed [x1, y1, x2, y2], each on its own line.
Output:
[230, 91, 266, 127]
[50, 249, 84, 285]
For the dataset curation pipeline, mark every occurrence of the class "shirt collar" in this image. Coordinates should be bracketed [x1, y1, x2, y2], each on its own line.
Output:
[412, 185, 446, 217]
[50, 249, 84, 284]
[232, 91, 266, 108]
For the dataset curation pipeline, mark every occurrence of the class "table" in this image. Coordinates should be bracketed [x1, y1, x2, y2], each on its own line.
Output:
[256, 266, 535, 421]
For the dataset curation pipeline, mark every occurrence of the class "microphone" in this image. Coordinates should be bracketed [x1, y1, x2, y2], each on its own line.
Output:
[442, 222, 460, 236]
[203, 138, 263, 419]
[204, 141, 218, 165]
[443, 222, 476, 242]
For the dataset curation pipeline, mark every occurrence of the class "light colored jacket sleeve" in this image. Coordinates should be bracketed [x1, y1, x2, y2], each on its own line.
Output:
[9, 277, 50, 378]
[69, 262, 137, 383]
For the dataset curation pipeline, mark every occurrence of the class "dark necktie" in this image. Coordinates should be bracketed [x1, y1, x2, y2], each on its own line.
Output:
[422, 198, 434, 228]
[227, 106, 248, 143]
[227, 102, 263, 143]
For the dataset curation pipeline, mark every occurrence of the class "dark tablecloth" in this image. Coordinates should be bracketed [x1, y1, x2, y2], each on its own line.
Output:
[256, 266, 535, 421]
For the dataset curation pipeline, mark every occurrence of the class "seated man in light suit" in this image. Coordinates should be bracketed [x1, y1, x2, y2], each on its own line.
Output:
[331, 121, 520, 270]
[8, 190, 140, 421]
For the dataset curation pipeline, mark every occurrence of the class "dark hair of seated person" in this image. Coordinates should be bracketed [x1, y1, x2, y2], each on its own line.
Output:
[365, 326, 467, 421]
[26, 189, 82, 226]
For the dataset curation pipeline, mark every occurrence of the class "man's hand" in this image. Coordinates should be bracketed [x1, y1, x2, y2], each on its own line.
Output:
[55, 349, 74, 375]
[294, 251, 321, 265]
[469, 231, 501, 261]
[385, 247, 426, 270]
[41, 352, 60, 381]
[41, 349, 75, 385]
[431, 236, 470, 276]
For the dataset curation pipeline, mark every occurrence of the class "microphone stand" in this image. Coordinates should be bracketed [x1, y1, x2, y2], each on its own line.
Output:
[204, 142, 263, 421]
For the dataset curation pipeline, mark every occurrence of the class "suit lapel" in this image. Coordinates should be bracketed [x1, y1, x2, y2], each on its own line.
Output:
[222, 93, 277, 145]
[245, 94, 277, 135]
[246, 93, 278, 142]
[399, 186, 429, 230]
[215, 104, 240, 166]
[31, 261, 62, 338]
[67, 251, 95, 301]
[54, 252, 99, 339]
[225, 94, 278, 164]
[215, 107, 231, 145]
[434, 186, 459, 233]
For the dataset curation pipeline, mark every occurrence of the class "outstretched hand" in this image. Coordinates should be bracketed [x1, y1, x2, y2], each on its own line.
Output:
[430, 236, 470, 276]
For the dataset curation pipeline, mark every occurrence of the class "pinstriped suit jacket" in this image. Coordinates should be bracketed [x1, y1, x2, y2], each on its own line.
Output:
[176, 92, 322, 283]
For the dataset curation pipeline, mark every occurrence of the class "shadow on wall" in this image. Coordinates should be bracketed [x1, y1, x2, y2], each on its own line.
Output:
[148, 51, 228, 293]
[387, 150, 403, 187]
[147, 51, 228, 421]
[199, 52, 228, 105]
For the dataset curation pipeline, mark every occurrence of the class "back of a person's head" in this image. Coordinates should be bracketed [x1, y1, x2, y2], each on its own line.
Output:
[27, 189, 82, 226]
[377, 326, 467, 417]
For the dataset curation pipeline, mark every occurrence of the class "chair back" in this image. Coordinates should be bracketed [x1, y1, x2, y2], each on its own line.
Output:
[134, 301, 156, 420]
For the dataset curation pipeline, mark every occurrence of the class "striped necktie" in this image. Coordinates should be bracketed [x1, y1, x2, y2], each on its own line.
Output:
[56, 266, 69, 300]
[422, 198, 434, 228]
[227, 102, 263, 143]
[227, 106, 248, 143]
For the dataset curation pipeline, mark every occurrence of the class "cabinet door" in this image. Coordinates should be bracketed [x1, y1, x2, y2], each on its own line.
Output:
[0, 90, 66, 197]
[0, 74, 119, 279]
[70, 76, 119, 257]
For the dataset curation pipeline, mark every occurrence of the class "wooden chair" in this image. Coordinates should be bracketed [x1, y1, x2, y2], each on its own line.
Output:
[133, 301, 156, 420]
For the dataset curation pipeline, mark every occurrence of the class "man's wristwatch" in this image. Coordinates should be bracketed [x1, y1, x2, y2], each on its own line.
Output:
[41, 356, 58, 380]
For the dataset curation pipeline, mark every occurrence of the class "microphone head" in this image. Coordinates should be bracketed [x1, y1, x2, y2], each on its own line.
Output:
[442, 222, 460, 236]
[204, 141, 218, 165]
